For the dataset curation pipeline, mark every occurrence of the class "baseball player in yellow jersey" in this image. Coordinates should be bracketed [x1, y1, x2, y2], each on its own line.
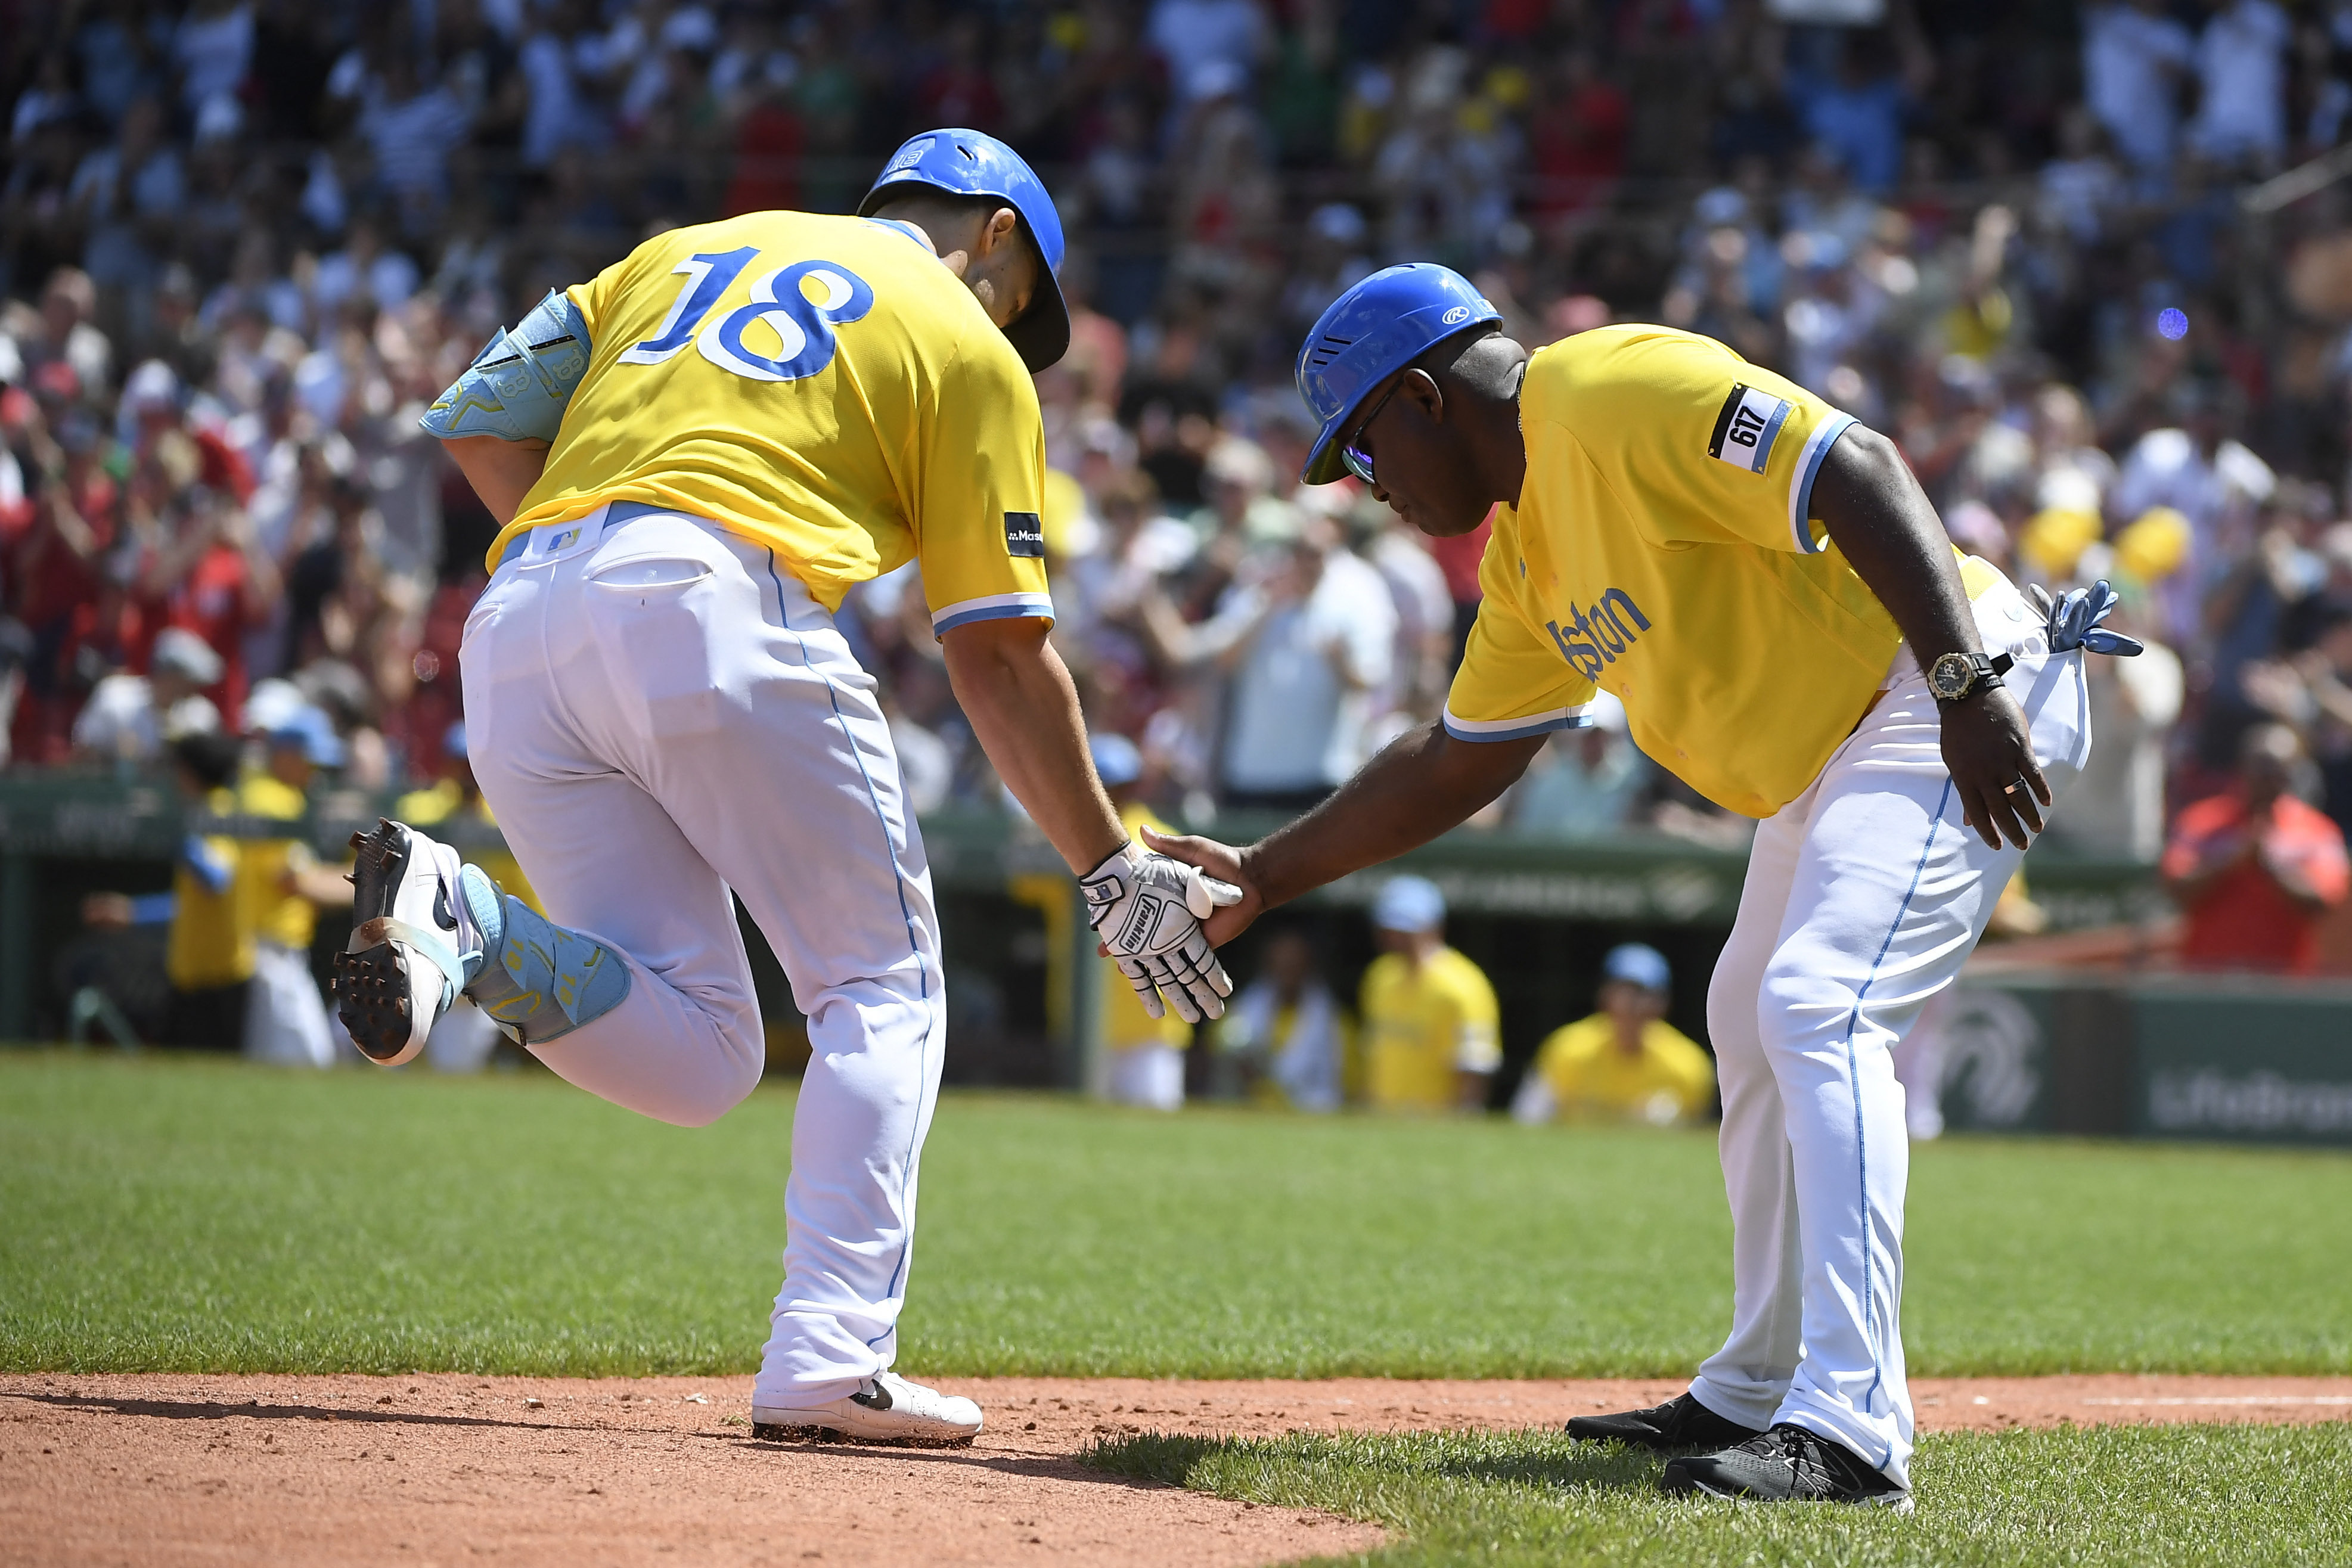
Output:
[238, 713, 352, 1068]
[1355, 874, 1500, 1112]
[1151, 265, 2143, 1508]
[329, 131, 1237, 1448]
[1510, 943, 1714, 1127]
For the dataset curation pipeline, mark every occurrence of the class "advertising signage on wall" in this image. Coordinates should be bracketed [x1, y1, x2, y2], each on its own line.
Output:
[1941, 974, 2352, 1148]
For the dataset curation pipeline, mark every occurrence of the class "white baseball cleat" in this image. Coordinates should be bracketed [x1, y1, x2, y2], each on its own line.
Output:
[334, 819, 473, 1067]
[749, 1372, 983, 1448]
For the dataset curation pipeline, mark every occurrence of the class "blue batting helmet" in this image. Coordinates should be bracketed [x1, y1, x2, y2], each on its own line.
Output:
[1295, 263, 1501, 485]
[1089, 732, 1143, 791]
[859, 128, 1070, 372]
[1602, 942, 1672, 994]
[268, 705, 347, 770]
[1371, 874, 1447, 934]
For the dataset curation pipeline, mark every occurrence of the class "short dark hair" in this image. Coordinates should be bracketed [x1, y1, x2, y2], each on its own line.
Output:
[169, 728, 241, 791]
[1428, 327, 1518, 400]
[865, 188, 1044, 282]
[865, 187, 1013, 234]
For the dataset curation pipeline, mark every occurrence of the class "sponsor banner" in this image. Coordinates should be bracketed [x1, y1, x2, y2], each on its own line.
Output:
[1947, 973, 2352, 1146]
[2130, 980, 2352, 1146]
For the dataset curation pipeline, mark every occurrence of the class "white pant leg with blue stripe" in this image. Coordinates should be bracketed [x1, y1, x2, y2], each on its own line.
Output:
[459, 502, 947, 1407]
[1687, 575, 2092, 1491]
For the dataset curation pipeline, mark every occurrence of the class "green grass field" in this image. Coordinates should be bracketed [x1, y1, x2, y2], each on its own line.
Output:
[4, 1051, 2351, 1377]
[1090, 1423, 2352, 1567]
[7, 1051, 2352, 1566]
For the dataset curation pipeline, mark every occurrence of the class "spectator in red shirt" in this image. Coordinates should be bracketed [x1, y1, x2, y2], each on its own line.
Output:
[120, 428, 275, 732]
[2162, 723, 2352, 973]
[913, 15, 1003, 132]
[110, 361, 269, 728]
[1528, 51, 1628, 223]
[120, 361, 253, 505]
[2, 392, 122, 764]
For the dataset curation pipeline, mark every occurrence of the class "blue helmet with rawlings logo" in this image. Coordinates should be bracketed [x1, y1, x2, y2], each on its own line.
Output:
[1295, 263, 1501, 485]
[859, 128, 1070, 372]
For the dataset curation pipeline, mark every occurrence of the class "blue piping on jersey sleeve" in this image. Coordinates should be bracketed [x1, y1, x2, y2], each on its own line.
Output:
[1749, 396, 1793, 474]
[1786, 411, 1857, 555]
[1441, 704, 1596, 743]
[178, 833, 234, 895]
[929, 592, 1059, 638]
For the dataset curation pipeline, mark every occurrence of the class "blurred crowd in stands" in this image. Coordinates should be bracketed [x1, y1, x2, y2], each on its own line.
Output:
[8, 0, 2352, 963]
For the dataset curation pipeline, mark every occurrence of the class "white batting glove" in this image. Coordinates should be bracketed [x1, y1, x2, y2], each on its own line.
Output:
[1079, 843, 1243, 1023]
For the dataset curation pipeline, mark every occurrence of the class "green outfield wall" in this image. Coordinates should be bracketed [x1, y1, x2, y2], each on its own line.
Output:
[4, 772, 2341, 1148]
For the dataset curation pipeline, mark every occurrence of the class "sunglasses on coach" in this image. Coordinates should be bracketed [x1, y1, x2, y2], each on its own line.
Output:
[1339, 374, 1404, 486]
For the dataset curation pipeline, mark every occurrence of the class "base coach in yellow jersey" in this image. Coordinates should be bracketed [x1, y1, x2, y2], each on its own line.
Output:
[329, 131, 1237, 1448]
[1150, 265, 2143, 1509]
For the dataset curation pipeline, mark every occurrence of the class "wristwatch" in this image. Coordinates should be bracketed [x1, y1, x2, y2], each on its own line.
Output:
[1926, 650, 2015, 704]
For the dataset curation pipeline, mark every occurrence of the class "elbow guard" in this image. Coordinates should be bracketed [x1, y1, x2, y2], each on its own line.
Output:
[419, 289, 592, 442]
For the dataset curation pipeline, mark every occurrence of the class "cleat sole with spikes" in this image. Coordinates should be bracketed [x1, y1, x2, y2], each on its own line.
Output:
[331, 819, 461, 1067]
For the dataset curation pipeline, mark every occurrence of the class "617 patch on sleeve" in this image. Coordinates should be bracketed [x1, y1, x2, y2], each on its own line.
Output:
[1708, 383, 1791, 475]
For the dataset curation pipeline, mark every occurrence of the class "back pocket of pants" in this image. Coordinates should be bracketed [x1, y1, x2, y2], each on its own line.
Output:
[585, 556, 733, 740]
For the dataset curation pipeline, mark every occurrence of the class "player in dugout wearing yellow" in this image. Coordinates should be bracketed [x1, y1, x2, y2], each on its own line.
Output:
[1355, 874, 1499, 1112]
[82, 729, 255, 1049]
[1149, 265, 2145, 1510]
[1510, 943, 1712, 1128]
[333, 131, 1238, 1450]
[238, 711, 353, 1069]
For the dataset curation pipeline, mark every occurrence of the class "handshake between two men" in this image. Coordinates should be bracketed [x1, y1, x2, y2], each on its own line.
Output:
[1079, 819, 1290, 1026]
[1079, 839, 1245, 1023]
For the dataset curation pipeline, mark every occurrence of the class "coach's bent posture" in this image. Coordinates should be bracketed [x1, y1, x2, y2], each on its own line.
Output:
[330, 131, 1235, 1449]
[1151, 266, 2139, 1509]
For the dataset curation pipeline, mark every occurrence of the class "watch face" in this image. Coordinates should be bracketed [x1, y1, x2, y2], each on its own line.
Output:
[1928, 654, 1970, 700]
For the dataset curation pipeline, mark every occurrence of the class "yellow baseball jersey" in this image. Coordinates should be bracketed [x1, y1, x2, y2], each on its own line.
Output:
[166, 787, 255, 991]
[495, 212, 1053, 635]
[1447, 325, 1917, 818]
[1528, 1014, 1715, 1124]
[237, 773, 315, 951]
[1358, 945, 1501, 1110]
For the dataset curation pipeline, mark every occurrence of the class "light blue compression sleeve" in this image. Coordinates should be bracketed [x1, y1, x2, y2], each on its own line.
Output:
[418, 288, 592, 443]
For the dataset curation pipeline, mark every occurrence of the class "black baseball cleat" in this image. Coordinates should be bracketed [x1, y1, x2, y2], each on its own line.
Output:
[1565, 1392, 1764, 1452]
[1662, 1423, 1914, 1511]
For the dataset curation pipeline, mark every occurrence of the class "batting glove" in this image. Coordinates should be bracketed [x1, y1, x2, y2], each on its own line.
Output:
[2030, 580, 2144, 657]
[1079, 843, 1243, 1023]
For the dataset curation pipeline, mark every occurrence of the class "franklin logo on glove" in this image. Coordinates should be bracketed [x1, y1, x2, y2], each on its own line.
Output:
[1080, 843, 1244, 1023]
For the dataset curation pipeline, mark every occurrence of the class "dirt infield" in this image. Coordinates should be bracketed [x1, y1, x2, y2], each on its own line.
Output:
[6, 1373, 2350, 1567]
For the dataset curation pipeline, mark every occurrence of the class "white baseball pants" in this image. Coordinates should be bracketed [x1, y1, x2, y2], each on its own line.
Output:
[243, 940, 337, 1068]
[1686, 573, 2091, 1490]
[1104, 1043, 1186, 1110]
[460, 502, 946, 1407]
